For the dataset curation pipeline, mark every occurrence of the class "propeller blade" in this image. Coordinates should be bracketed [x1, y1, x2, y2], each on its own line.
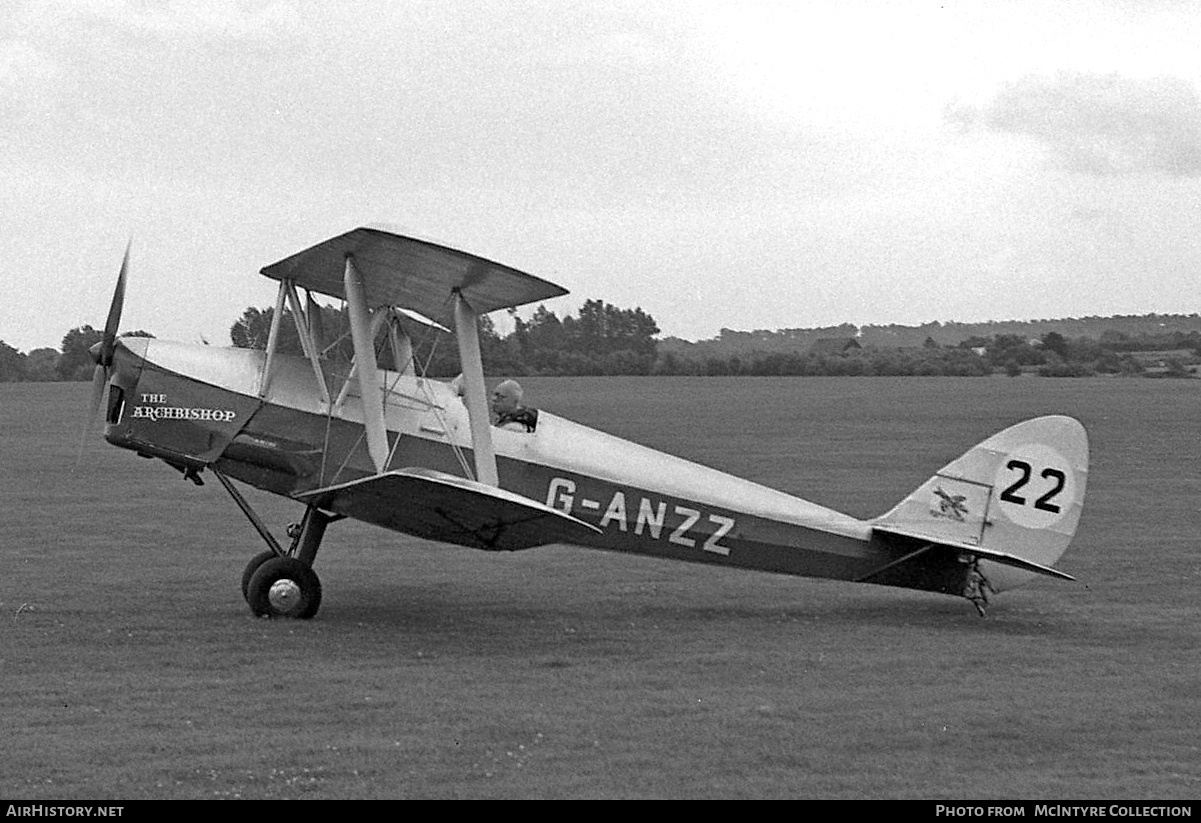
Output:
[76, 364, 107, 468]
[77, 241, 129, 467]
[88, 362, 107, 424]
[100, 240, 129, 364]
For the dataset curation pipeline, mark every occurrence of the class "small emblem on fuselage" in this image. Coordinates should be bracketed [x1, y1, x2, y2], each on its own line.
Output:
[930, 486, 969, 521]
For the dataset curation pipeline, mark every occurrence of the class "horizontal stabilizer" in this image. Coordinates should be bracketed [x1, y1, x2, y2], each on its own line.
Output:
[261, 227, 568, 326]
[295, 467, 601, 551]
[872, 525, 1076, 582]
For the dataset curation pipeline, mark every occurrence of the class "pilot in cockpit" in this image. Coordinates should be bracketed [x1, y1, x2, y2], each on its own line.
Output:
[491, 379, 539, 433]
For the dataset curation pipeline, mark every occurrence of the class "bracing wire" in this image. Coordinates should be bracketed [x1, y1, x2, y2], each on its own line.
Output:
[311, 292, 480, 484]
[412, 294, 476, 481]
[367, 296, 475, 481]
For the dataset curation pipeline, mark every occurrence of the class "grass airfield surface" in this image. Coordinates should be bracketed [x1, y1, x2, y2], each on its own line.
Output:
[1, 376, 1198, 800]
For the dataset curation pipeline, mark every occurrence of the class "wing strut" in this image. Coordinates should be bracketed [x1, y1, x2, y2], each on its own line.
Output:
[258, 279, 288, 397]
[453, 290, 498, 486]
[386, 310, 414, 376]
[284, 281, 331, 408]
[344, 254, 390, 472]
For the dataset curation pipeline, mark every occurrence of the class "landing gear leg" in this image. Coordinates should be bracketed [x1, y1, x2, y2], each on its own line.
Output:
[214, 468, 333, 619]
[292, 506, 332, 567]
[246, 507, 333, 619]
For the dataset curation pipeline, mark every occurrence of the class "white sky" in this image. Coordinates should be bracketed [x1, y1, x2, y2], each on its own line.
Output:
[2, 0, 1199, 352]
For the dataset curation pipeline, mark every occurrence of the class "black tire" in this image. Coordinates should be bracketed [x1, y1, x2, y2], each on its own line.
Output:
[241, 550, 278, 602]
[246, 556, 322, 619]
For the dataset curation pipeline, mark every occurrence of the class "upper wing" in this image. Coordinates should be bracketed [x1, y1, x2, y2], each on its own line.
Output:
[294, 467, 601, 551]
[260, 226, 568, 325]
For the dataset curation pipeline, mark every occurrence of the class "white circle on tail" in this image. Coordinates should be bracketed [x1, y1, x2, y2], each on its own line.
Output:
[992, 443, 1077, 530]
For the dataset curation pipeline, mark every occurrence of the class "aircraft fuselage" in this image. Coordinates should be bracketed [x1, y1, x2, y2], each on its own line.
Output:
[102, 337, 973, 598]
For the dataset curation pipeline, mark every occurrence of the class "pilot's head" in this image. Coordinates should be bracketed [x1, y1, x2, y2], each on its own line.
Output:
[491, 379, 523, 416]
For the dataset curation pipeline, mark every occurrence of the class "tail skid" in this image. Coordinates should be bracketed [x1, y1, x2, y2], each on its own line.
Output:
[871, 415, 1089, 609]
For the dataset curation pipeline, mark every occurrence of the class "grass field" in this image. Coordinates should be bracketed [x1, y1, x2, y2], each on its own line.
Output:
[1, 377, 1198, 799]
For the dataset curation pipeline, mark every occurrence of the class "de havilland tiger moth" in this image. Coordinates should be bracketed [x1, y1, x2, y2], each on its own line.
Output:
[86, 226, 1089, 619]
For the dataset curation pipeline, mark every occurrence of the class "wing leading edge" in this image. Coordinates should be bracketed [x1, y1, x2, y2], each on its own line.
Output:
[294, 467, 601, 551]
[260, 226, 568, 325]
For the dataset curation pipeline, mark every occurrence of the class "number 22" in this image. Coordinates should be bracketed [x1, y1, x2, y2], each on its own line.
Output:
[999, 459, 1066, 513]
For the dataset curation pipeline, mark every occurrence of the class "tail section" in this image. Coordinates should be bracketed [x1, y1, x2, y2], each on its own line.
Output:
[872, 415, 1089, 596]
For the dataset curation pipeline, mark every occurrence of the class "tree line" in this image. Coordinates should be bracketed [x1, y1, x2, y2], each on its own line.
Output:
[226, 298, 662, 377]
[4, 307, 1198, 382]
[0, 326, 154, 382]
[687, 313, 1201, 354]
[663, 331, 1199, 378]
[221, 304, 1201, 378]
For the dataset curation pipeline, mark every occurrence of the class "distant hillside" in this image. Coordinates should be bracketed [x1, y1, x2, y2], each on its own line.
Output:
[661, 314, 1201, 357]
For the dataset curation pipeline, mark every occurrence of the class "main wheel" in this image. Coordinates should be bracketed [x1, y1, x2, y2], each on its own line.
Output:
[241, 550, 278, 602]
[246, 556, 322, 619]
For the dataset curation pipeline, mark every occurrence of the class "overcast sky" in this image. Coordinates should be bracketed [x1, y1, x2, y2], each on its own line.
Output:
[3, 0, 1199, 352]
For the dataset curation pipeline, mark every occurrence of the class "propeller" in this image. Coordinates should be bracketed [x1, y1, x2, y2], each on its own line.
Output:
[80, 241, 130, 453]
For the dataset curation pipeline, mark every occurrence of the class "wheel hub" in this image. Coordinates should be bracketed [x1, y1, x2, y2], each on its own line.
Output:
[268, 578, 302, 612]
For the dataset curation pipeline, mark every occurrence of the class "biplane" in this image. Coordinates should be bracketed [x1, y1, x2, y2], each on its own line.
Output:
[87, 227, 1088, 619]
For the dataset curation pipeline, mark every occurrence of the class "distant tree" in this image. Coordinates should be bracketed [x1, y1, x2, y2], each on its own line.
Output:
[1038, 352, 1094, 377]
[1066, 335, 1102, 364]
[1040, 331, 1069, 358]
[502, 299, 660, 375]
[653, 350, 695, 375]
[1118, 355, 1145, 376]
[568, 300, 659, 359]
[1162, 358, 1192, 378]
[940, 348, 992, 376]
[1099, 329, 1130, 348]
[231, 307, 305, 355]
[989, 334, 1044, 368]
[25, 348, 60, 381]
[518, 305, 568, 373]
[0, 340, 26, 382]
[57, 325, 104, 381]
[477, 314, 526, 377]
[54, 327, 156, 381]
[1093, 350, 1124, 374]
